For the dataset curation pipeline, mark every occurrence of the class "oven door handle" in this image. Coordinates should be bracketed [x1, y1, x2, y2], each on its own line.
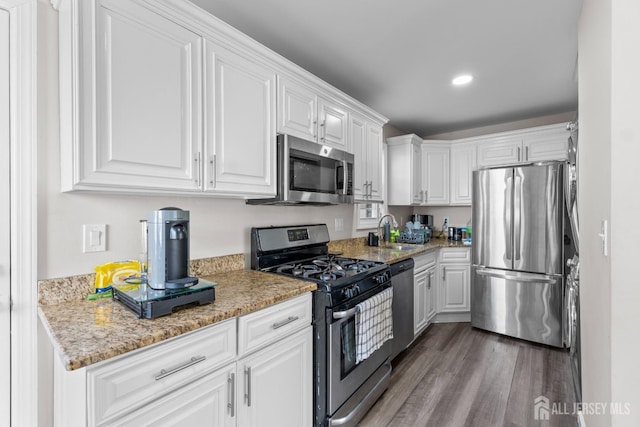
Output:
[333, 307, 358, 319]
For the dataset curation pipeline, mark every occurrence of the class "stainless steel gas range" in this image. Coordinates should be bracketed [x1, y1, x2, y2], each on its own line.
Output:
[251, 224, 392, 427]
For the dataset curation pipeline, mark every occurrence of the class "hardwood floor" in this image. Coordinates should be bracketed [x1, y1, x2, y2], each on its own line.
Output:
[358, 323, 576, 427]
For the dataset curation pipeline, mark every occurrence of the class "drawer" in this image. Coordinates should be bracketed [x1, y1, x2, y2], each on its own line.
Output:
[439, 247, 471, 263]
[413, 250, 437, 272]
[238, 292, 312, 357]
[88, 318, 236, 426]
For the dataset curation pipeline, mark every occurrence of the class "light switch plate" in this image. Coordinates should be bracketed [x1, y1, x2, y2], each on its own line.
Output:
[83, 224, 107, 253]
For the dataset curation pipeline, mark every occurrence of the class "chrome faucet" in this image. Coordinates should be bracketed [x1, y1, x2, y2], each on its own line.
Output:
[377, 214, 399, 245]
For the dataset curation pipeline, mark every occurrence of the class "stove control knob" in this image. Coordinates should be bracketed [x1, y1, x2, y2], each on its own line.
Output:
[353, 285, 360, 296]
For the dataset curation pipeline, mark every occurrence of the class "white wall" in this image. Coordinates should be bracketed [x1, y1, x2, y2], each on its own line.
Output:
[579, 0, 640, 425]
[609, 0, 640, 425]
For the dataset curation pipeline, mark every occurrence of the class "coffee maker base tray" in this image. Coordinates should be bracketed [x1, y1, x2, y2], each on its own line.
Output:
[113, 285, 215, 319]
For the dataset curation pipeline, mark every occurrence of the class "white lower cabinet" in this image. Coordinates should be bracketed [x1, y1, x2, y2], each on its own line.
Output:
[53, 293, 313, 427]
[413, 251, 437, 337]
[438, 248, 471, 313]
[110, 364, 236, 427]
[236, 327, 312, 427]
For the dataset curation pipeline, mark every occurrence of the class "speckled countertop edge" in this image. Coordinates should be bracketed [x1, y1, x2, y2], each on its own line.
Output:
[330, 237, 471, 264]
[38, 254, 315, 371]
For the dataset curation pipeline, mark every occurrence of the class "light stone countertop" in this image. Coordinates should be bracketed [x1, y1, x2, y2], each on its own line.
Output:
[329, 237, 471, 264]
[38, 269, 316, 371]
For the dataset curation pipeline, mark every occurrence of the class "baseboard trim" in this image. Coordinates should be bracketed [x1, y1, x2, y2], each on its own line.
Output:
[432, 312, 471, 323]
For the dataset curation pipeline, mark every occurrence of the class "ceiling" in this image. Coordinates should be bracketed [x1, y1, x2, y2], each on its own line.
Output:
[189, 0, 582, 137]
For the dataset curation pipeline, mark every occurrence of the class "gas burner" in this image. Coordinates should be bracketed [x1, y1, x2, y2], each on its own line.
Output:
[307, 270, 347, 282]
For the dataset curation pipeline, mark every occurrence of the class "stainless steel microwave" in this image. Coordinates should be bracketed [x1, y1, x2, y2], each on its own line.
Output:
[246, 134, 354, 205]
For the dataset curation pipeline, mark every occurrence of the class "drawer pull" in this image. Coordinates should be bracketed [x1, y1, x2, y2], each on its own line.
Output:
[154, 355, 206, 381]
[272, 315, 299, 329]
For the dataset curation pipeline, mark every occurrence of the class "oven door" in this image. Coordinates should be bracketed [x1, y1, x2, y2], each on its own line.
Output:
[327, 294, 391, 415]
[286, 135, 353, 205]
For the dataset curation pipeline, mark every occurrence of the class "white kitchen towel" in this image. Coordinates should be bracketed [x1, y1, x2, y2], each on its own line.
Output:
[355, 287, 393, 364]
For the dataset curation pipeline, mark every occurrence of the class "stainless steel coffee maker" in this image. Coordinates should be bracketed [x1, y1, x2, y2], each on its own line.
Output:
[147, 207, 198, 290]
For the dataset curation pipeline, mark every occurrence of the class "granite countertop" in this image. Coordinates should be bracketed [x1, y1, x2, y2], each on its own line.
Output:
[330, 237, 471, 264]
[38, 269, 316, 371]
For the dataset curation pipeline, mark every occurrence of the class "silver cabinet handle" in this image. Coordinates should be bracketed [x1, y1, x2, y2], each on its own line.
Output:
[244, 366, 252, 407]
[333, 307, 357, 319]
[420, 190, 424, 202]
[517, 146, 521, 162]
[272, 315, 299, 329]
[427, 273, 431, 289]
[424, 190, 428, 202]
[209, 154, 215, 185]
[525, 145, 529, 161]
[442, 266, 446, 281]
[154, 355, 206, 381]
[194, 152, 201, 186]
[227, 372, 235, 417]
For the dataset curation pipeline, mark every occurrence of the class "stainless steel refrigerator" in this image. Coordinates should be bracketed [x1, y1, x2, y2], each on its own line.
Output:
[471, 162, 568, 347]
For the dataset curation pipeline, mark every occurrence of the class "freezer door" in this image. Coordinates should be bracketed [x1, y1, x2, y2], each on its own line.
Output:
[470, 266, 563, 347]
[513, 164, 563, 274]
[472, 167, 514, 270]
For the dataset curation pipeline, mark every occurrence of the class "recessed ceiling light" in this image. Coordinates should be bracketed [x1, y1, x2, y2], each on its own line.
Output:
[452, 74, 473, 86]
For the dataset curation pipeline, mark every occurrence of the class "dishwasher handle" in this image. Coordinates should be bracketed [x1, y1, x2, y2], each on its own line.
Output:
[390, 258, 415, 275]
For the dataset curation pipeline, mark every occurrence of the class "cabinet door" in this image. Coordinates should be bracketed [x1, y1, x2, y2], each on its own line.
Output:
[523, 127, 569, 162]
[366, 123, 384, 202]
[413, 269, 429, 336]
[412, 143, 424, 204]
[477, 137, 522, 167]
[450, 142, 476, 205]
[439, 263, 470, 312]
[318, 97, 348, 151]
[237, 326, 312, 427]
[277, 76, 317, 142]
[350, 113, 368, 200]
[426, 267, 438, 321]
[422, 145, 450, 205]
[205, 41, 276, 197]
[88, 0, 202, 191]
[110, 365, 235, 427]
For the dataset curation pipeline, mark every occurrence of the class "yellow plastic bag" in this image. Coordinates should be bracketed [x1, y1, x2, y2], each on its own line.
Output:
[94, 260, 141, 294]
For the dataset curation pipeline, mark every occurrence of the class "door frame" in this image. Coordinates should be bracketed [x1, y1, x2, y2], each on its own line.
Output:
[0, 0, 37, 426]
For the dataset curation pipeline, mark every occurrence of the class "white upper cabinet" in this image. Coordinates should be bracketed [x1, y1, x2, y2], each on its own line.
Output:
[318, 97, 349, 151]
[204, 40, 276, 197]
[449, 141, 477, 205]
[57, 0, 387, 197]
[277, 76, 317, 142]
[366, 123, 384, 202]
[476, 123, 569, 168]
[386, 134, 423, 206]
[387, 136, 450, 205]
[61, 0, 203, 192]
[352, 113, 384, 202]
[523, 125, 569, 162]
[277, 77, 349, 151]
[421, 142, 450, 205]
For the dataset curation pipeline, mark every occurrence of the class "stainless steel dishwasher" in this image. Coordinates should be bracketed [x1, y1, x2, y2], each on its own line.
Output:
[390, 258, 415, 360]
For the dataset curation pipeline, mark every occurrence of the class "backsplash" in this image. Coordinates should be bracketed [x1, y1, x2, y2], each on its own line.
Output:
[38, 253, 245, 306]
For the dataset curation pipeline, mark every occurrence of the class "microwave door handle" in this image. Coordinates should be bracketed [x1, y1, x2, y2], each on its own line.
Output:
[342, 160, 348, 195]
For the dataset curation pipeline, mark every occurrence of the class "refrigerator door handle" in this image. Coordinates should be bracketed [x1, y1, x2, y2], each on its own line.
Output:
[505, 174, 513, 263]
[475, 267, 558, 284]
[514, 172, 522, 262]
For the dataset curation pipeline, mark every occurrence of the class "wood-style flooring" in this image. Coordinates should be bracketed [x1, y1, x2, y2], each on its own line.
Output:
[358, 322, 576, 427]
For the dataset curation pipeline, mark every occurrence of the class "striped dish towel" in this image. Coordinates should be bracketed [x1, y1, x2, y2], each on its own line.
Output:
[355, 287, 393, 364]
